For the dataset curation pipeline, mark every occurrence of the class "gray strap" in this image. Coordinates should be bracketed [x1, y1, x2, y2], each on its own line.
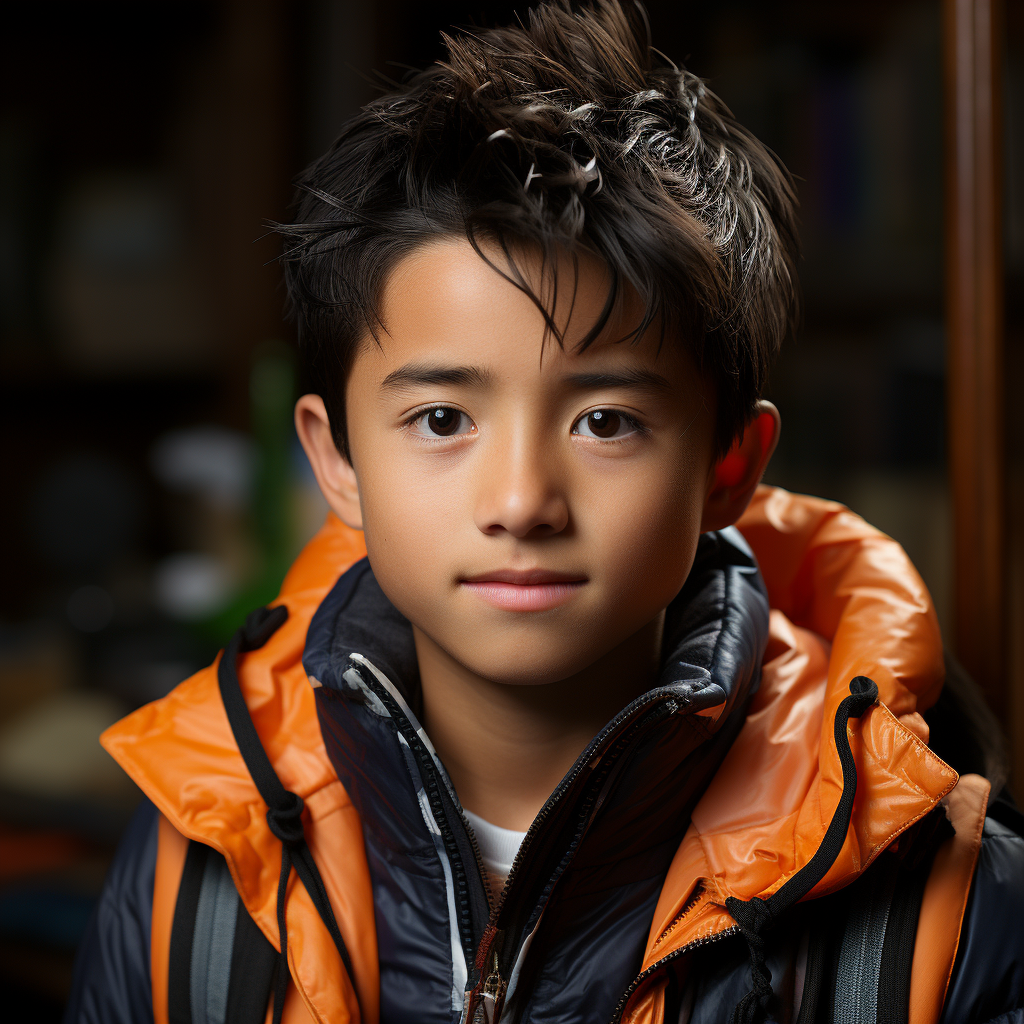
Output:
[833, 862, 899, 1024]
[190, 850, 240, 1024]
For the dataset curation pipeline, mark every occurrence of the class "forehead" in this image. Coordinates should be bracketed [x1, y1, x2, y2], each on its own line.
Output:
[360, 235, 695, 384]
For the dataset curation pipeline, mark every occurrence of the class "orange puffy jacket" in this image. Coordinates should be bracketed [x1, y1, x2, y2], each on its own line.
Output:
[71, 488, 1011, 1024]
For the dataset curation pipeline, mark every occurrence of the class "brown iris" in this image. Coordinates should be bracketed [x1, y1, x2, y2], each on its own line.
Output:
[586, 410, 621, 438]
[427, 407, 461, 436]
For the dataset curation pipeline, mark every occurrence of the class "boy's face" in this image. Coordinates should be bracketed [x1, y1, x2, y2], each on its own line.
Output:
[308, 238, 727, 687]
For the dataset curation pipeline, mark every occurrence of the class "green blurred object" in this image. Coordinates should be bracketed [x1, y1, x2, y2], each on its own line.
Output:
[250, 341, 295, 571]
[203, 342, 296, 644]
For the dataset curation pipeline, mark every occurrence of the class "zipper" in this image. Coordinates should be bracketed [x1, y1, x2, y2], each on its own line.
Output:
[471, 693, 686, 1004]
[607, 888, 727, 1024]
[480, 948, 507, 1023]
[354, 656, 714, 1019]
[650, 886, 708, 952]
[462, 808, 496, 911]
[608, 926, 740, 1024]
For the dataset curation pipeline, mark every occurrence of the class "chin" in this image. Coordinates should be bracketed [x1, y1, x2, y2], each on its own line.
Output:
[457, 647, 601, 688]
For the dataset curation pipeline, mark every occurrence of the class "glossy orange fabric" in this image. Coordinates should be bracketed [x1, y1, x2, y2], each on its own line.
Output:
[908, 773, 989, 1024]
[153, 815, 188, 1024]
[626, 489, 961, 1023]
[101, 488, 975, 1024]
[104, 515, 373, 1024]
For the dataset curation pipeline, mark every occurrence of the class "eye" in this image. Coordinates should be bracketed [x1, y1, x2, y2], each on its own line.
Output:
[411, 406, 474, 438]
[571, 409, 639, 440]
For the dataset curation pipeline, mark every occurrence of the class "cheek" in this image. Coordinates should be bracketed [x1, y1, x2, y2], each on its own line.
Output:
[355, 453, 462, 611]
[582, 455, 706, 599]
[360, 478, 426, 566]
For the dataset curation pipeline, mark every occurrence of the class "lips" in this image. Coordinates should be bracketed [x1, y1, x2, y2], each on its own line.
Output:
[463, 568, 586, 585]
[461, 568, 587, 611]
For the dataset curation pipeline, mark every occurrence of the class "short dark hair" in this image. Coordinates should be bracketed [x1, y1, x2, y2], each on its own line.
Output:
[275, 0, 799, 459]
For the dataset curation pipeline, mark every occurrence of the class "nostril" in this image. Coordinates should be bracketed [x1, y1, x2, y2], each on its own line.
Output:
[473, 457, 570, 538]
[477, 505, 569, 539]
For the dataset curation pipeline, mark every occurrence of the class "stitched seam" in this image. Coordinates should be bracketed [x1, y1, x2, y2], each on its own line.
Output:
[862, 702, 958, 801]
[708, 771, 958, 905]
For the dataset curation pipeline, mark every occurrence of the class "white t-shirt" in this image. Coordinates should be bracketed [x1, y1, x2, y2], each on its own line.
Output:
[464, 808, 527, 892]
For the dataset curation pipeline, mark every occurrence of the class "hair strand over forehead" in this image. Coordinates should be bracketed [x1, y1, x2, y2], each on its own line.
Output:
[272, 0, 799, 460]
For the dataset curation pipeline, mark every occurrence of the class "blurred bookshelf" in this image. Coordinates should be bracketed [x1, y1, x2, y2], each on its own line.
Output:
[0, 1, 306, 1011]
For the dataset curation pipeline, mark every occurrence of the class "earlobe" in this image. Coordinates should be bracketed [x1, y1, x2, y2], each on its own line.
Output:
[294, 394, 364, 531]
[700, 401, 780, 533]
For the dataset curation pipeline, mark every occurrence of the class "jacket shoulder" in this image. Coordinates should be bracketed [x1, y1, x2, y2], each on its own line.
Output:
[100, 514, 367, 832]
[63, 798, 159, 1024]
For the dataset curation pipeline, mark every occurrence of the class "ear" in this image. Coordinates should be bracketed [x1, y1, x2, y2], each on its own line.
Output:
[294, 394, 363, 530]
[701, 401, 781, 533]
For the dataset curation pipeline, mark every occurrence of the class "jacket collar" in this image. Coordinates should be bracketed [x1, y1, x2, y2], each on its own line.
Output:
[635, 489, 959, 1012]
[99, 488, 961, 1024]
[304, 527, 770, 1023]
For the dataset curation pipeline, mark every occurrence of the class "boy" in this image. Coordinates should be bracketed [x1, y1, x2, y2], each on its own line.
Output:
[67, 3, 1024, 1023]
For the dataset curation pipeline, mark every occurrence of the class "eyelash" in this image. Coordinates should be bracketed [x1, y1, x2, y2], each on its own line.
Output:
[402, 405, 475, 441]
[571, 409, 648, 440]
[401, 405, 649, 441]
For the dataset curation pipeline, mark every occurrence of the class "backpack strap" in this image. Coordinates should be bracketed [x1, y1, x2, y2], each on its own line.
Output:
[168, 840, 278, 1024]
[217, 606, 356, 1024]
[794, 807, 952, 1024]
[163, 605, 356, 1024]
[831, 856, 901, 1024]
[874, 858, 930, 1024]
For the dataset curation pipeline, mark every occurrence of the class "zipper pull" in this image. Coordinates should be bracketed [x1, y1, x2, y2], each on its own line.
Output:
[480, 950, 507, 1024]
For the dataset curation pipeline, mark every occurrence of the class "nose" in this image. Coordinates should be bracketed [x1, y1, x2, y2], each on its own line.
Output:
[473, 433, 569, 539]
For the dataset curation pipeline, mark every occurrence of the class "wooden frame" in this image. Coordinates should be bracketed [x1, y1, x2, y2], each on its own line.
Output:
[944, 0, 1007, 718]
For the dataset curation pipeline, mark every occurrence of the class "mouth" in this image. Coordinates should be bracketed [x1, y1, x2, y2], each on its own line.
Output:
[460, 568, 587, 612]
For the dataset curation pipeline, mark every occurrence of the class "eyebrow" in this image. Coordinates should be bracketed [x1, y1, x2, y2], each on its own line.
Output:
[561, 369, 673, 395]
[378, 363, 672, 396]
[379, 363, 494, 392]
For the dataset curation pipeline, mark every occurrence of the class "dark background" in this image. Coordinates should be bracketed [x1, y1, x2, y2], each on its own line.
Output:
[0, 1, 1020, 1015]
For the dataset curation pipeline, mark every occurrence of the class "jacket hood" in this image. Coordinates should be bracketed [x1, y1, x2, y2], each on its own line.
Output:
[303, 528, 769, 1023]
[100, 487, 960, 1024]
[640, 488, 958, 995]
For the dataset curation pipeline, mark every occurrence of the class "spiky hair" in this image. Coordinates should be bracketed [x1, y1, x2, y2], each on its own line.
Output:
[276, 0, 799, 458]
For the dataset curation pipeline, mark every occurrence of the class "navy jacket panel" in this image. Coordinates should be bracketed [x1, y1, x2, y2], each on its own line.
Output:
[306, 528, 769, 1024]
[940, 816, 1024, 1024]
[63, 797, 158, 1024]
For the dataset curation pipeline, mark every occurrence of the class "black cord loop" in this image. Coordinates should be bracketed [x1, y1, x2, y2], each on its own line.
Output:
[217, 605, 357, 1024]
[725, 675, 879, 1024]
[267, 792, 307, 846]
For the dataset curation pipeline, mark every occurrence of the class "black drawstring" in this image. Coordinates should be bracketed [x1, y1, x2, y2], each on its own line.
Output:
[220, 612, 875, 1023]
[725, 675, 879, 1024]
[218, 605, 357, 1024]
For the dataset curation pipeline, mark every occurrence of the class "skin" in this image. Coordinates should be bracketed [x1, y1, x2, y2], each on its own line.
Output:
[297, 237, 779, 830]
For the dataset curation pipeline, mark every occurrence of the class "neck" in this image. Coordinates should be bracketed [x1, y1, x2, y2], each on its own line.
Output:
[415, 612, 665, 832]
